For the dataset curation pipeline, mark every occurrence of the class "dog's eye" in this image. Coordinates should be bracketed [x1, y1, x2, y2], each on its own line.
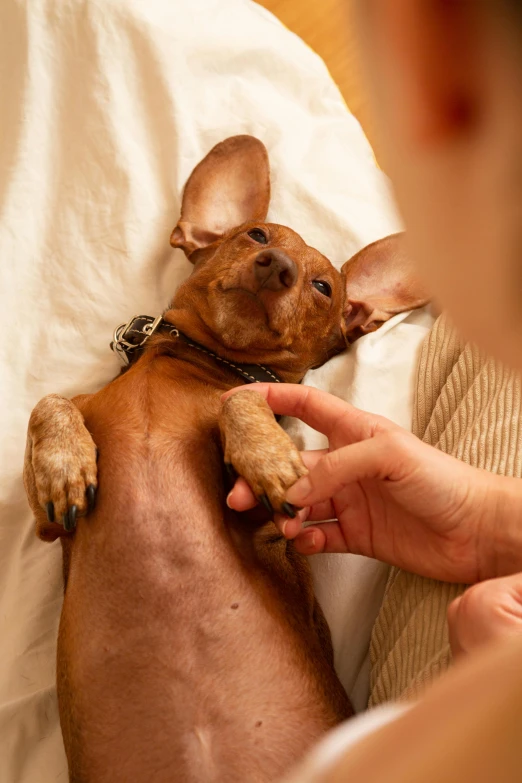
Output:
[247, 229, 268, 244]
[312, 280, 332, 298]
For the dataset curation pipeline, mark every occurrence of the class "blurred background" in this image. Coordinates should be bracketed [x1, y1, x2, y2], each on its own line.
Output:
[259, 0, 374, 146]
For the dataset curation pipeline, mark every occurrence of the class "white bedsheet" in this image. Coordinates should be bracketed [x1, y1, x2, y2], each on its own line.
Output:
[0, 0, 432, 779]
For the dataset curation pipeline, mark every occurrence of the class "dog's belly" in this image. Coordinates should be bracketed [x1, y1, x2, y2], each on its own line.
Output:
[63, 388, 343, 781]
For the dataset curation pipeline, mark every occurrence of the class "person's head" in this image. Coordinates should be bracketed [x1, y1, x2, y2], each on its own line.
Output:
[355, 0, 522, 368]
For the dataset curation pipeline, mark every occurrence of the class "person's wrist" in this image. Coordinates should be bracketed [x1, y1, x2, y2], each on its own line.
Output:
[479, 475, 522, 580]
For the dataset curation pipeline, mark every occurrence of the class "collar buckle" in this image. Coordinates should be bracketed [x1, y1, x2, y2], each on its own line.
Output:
[110, 314, 163, 365]
[109, 314, 284, 383]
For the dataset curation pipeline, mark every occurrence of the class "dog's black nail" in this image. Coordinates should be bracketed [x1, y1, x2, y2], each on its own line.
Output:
[260, 494, 273, 514]
[45, 502, 55, 523]
[281, 502, 297, 519]
[86, 484, 97, 514]
[64, 506, 77, 532]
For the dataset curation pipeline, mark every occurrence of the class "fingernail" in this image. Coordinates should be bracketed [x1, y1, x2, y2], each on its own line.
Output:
[226, 491, 233, 508]
[286, 476, 312, 504]
[280, 518, 301, 539]
[301, 530, 316, 552]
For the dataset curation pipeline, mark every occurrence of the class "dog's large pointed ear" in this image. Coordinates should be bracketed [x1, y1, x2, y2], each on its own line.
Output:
[170, 135, 270, 260]
[342, 233, 430, 343]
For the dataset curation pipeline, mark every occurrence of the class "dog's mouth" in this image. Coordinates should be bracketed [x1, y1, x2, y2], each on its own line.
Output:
[222, 282, 297, 316]
[215, 284, 291, 338]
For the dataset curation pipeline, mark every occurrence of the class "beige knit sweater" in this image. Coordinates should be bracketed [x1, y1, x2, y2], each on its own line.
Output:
[369, 313, 522, 706]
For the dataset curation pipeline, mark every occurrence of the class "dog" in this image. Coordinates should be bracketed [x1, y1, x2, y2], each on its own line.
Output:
[23, 135, 428, 783]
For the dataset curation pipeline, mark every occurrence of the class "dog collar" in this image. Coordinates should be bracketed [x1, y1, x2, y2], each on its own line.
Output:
[110, 314, 282, 385]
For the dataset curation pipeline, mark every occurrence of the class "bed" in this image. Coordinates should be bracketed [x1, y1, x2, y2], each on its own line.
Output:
[0, 1, 433, 780]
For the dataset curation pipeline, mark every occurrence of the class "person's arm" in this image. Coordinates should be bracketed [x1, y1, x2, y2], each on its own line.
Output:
[224, 383, 522, 583]
[291, 634, 522, 783]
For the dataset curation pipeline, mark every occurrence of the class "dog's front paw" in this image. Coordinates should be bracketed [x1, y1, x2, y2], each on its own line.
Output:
[28, 395, 98, 532]
[220, 390, 308, 518]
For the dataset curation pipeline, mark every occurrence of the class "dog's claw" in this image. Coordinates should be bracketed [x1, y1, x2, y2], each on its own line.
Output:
[281, 502, 297, 519]
[86, 484, 97, 514]
[260, 494, 273, 514]
[45, 502, 55, 523]
[63, 505, 77, 532]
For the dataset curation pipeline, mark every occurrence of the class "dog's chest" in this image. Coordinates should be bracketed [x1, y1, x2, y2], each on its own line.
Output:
[83, 367, 229, 537]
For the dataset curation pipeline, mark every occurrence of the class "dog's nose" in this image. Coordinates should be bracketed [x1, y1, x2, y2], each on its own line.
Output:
[254, 250, 298, 291]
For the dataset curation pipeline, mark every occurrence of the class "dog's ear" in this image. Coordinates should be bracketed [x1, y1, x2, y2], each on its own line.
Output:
[341, 233, 430, 343]
[170, 135, 270, 260]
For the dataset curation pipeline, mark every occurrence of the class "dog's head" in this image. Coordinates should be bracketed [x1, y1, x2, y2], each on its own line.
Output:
[170, 136, 428, 380]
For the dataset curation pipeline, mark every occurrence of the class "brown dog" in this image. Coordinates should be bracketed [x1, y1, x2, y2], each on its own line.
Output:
[23, 136, 428, 783]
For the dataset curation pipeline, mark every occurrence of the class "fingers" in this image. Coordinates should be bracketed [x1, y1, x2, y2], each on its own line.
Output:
[447, 575, 522, 658]
[222, 384, 396, 443]
[225, 481, 312, 538]
[272, 506, 309, 538]
[303, 498, 337, 522]
[285, 433, 403, 507]
[226, 450, 327, 512]
[225, 472, 343, 547]
[226, 476, 261, 511]
[293, 522, 349, 555]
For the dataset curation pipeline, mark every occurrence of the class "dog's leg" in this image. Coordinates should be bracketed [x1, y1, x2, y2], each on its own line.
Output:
[24, 394, 98, 541]
[219, 389, 308, 516]
[24, 394, 100, 772]
[220, 391, 353, 720]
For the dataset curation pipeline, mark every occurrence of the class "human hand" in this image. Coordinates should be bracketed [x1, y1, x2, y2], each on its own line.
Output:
[224, 384, 522, 584]
[448, 573, 522, 657]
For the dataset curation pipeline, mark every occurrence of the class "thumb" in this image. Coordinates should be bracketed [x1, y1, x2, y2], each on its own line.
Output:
[285, 432, 405, 507]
